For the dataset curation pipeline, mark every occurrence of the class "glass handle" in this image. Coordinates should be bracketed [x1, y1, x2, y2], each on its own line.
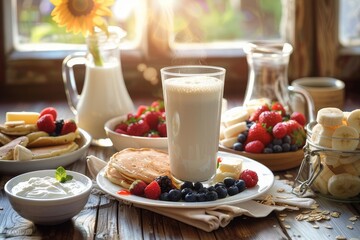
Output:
[62, 52, 86, 115]
[288, 85, 316, 122]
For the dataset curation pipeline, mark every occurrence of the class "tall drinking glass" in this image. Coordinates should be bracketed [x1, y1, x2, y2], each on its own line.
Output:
[161, 65, 226, 183]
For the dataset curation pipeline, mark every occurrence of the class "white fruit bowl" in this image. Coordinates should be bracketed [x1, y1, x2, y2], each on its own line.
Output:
[4, 169, 92, 225]
[104, 115, 168, 151]
[294, 121, 360, 202]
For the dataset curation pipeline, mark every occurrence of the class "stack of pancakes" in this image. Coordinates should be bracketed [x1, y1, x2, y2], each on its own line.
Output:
[104, 148, 171, 188]
[0, 122, 80, 161]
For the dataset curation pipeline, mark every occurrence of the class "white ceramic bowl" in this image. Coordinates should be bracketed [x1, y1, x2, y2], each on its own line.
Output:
[4, 169, 92, 225]
[104, 115, 168, 151]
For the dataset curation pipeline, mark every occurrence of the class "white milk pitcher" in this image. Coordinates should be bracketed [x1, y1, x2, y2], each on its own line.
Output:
[63, 27, 134, 146]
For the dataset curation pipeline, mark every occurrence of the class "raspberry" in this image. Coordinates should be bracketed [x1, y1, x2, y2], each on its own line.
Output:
[37, 114, 56, 134]
[129, 180, 147, 196]
[239, 169, 258, 188]
[244, 140, 264, 153]
[144, 180, 161, 200]
[272, 122, 288, 139]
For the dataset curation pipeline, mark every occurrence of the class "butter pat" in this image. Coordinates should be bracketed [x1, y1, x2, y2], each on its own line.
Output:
[6, 112, 40, 124]
[218, 157, 243, 177]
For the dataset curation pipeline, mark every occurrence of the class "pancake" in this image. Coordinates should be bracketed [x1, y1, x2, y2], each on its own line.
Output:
[27, 131, 79, 148]
[0, 136, 29, 160]
[0, 123, 38, 136]
[104, 164, 132, 189]
[30, 141, 79, 159]
[105, 148, 171, 186]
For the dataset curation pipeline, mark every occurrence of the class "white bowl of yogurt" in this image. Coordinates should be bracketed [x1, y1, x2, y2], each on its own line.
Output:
[4, 169, 92, 225]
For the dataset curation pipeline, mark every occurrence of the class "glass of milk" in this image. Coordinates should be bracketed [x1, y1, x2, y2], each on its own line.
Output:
[161, 65, 226, 183]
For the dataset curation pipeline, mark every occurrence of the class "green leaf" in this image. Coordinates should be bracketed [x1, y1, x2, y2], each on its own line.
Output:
[55, 166, 73, 183]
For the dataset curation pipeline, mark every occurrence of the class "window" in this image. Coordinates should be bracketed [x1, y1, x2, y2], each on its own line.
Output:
[339, 0, 360, 46]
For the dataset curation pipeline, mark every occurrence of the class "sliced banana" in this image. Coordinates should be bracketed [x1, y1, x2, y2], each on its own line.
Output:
[312, 163, 335, 195]
[316, 108, 344, 127]
[331, 125, 359, 151]
[320, 151, 339, 166]
[222, 107, 249, 127]
[220, 136, 238, 148]
[342, 161, 360, 177]
[310, 123, 335, 148]
[346, 109, 360, 133]
[223, 121, 247, 139]
[13, 144, 33, 161]
[327, 173, 360, 198]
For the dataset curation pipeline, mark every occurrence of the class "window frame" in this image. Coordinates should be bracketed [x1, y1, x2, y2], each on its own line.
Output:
[1, 0, 359, 100]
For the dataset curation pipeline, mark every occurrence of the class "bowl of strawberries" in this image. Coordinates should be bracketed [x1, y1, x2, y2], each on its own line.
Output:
[105, 100, 168, 151]
[219, 102, 307, 171]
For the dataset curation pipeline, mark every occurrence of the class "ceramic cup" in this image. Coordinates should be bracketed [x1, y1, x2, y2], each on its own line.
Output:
[291, 77, 345, 112]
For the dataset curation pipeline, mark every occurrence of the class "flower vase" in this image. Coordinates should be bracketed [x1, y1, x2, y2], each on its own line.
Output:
[63, 26, 134, 146]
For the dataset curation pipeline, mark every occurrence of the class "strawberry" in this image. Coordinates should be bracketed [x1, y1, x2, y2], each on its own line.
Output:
[151, 100, 165, 112]
[37, 114, 56, 134]
[258, 111, 282, 128]
[127, 120, 150, 136]
[136, 105, 148, 118]
[129, 180, 147, 196]
[39, 107, 57, 121]
[246, 123, 272, 146]
[115, 122, 128, 132]
[144, 180, 161, 199]
[245, 140, 264, 153]
[272, 122, 288, 139]
[157, 121, 167, 137]
[239, 169, 258, 188]
[60, 119, 77, 135]
[144, 111, 161, 130]
[290, 112, 307, 126]
[283, 120, 306, 146]
[271, 102, 286, 116]
[249, 105, 270, 122]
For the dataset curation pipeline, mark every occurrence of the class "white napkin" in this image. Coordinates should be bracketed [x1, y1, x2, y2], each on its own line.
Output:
[87, 155, 316, 232]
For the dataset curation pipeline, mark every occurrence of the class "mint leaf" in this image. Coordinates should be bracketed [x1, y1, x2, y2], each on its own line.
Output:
[55, 166, 73, 183]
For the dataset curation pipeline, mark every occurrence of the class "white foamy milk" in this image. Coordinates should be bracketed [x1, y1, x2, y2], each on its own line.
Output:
[76, 62, 134, 140]
[163, 76, 224, 182]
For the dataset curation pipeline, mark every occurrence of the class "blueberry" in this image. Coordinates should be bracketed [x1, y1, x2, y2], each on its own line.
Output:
[233, 142, 244, 151]
[227, 185, 240, 196]
[273, 144, 283, 153]
[237, 133, 247, 143]
[196, 192, 206, 202]
[290, 144, 299, 151]
[235, 179, 246, 192]
[214, 182, 226, 188]
[272, 138, 282, 145]
[194, 182, 203, 191]
[198, 188, 209, 194]
[168, 189, 182, 201]
[181, 188, 193, 199]
[282, 143, 291, 152]
[207, 186, 216, 192]
[205, 191, 218, 201]
[181, 181, 194, 190]
[184, 192, 197, 202]
[283, 135, 291, 144]
[264, 147, 273, 153]
[159, 192, 169, 201]
[215, 185, 228, 199]
[223, 177, 236, 188]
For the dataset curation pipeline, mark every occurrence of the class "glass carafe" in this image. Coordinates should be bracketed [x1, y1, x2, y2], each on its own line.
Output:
[243, 42, 315, 121]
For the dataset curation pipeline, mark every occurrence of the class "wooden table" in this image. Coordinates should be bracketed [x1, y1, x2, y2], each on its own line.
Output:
[0, 98, 359, 240]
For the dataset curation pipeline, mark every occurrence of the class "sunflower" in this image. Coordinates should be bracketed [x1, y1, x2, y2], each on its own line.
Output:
[51, 0, 114, 36]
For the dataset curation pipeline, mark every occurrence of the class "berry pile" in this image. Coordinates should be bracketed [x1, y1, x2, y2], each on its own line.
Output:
[114, 100, 167, 137]
[36, 107, 77, 136]
[233, 102, 306, 154]
[129, 170, 258, 202]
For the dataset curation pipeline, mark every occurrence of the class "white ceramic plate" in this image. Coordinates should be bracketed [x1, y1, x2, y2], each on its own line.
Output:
[96, 151, 274, 208]
[0, 129, 91, 175]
